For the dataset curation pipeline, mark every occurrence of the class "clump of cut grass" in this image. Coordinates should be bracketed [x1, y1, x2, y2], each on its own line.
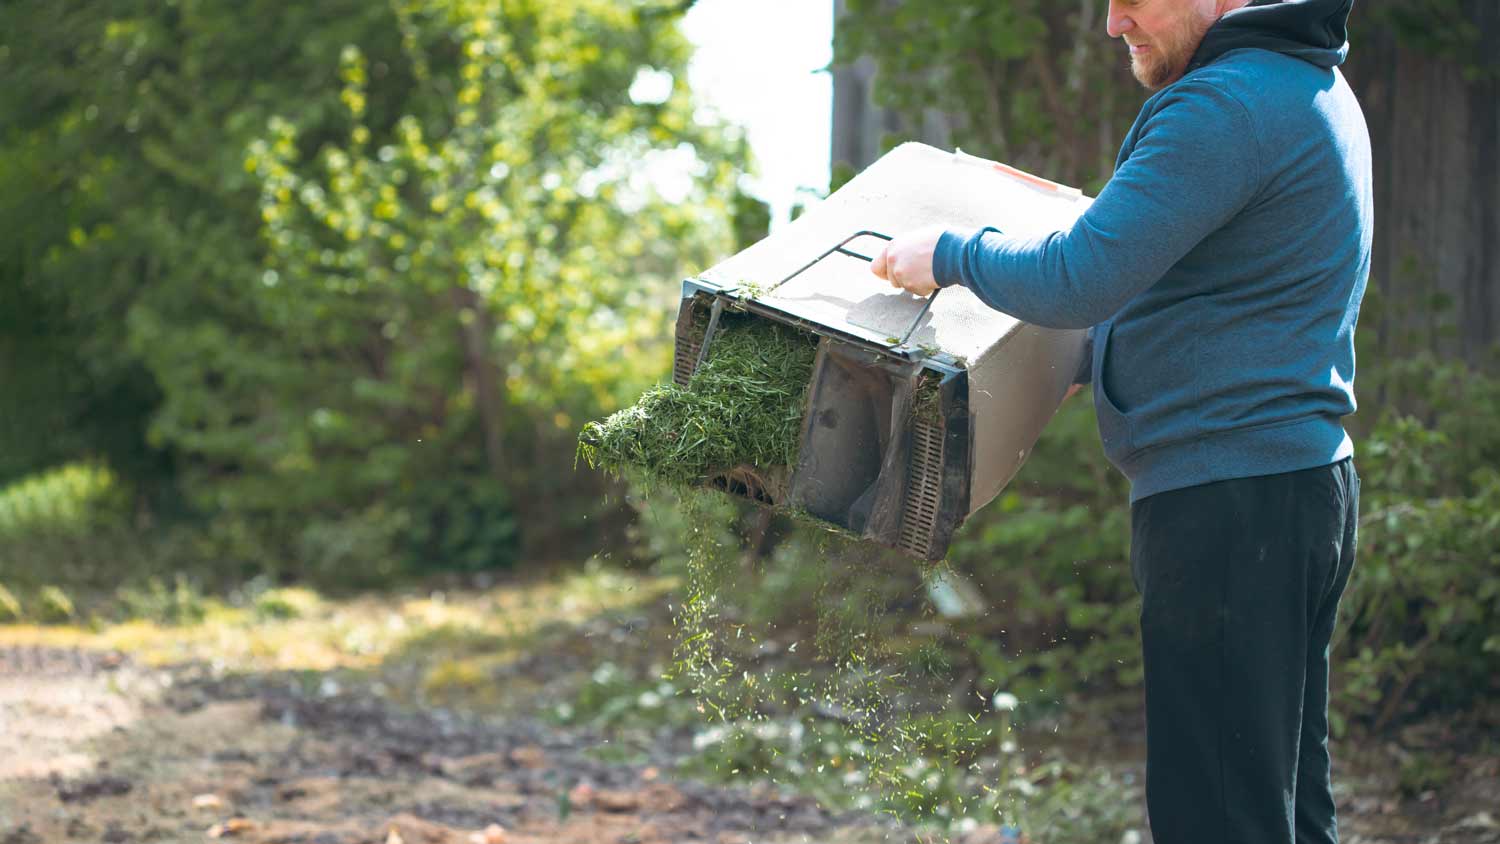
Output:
[577, 316, 817, 485]
[911, 372, 943, 425]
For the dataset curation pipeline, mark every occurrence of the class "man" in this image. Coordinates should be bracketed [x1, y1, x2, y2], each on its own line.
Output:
[871, 1, 1370, 841]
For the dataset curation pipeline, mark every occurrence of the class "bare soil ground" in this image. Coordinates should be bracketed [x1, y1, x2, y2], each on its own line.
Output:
[0, 645, 895, 844]
[1, 574, 1496, 844]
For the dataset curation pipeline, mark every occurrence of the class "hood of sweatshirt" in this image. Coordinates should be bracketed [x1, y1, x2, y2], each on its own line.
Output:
[1187, 0, 1353, 73]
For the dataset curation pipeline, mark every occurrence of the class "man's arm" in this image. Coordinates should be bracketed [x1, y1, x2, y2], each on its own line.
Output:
[877, 81, 1263, 329]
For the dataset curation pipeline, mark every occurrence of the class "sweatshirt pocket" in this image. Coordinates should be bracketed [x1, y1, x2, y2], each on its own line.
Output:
[1092, 322, 1134, 458]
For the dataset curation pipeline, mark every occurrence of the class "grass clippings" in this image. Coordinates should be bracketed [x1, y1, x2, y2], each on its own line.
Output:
[576, 315, 817, 486]
[577, 310, 1022, 832]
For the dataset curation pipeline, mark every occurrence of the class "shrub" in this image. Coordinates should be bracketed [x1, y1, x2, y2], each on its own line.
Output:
[649, 348, 1500, 734]
[117, 575, 210, 626]
[1335, 356, 1500, 728]
[942, 394, 1140, 705]
[0, 583, 21, 622]
[252, 586, 322, 621]
[0, 462, 124, 539]
[36, 585, 76, 624]
[400, 477, 517, 574]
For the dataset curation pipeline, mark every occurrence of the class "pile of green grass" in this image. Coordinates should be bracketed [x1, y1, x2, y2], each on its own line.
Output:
[577, 316, 817, 485]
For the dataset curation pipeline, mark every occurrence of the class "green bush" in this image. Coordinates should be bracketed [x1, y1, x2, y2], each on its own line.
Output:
[36, 585, 76, 624]
[1335, 354, 1500, 728]
[401, 476, 517, 574]
[639, 346, 1500, 735]
[0, 464, 164, 607]
[116, 575, 210, 626]
[940, 349, 1500, 730]
[0, 463, 125, 539]
[1, 0, 740, 580]
[0, 583, 22, 622]
[942, 394, 1139, 706]
[251, 586, 321, 622]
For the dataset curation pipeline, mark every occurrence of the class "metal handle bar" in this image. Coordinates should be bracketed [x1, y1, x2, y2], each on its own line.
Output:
[756, 230, 938, 348]
[895, 287, 940, 347]
[760, 230, 894, 297]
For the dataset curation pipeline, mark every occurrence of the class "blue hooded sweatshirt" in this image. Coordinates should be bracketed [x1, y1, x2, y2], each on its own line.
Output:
[932, 0, 1372, 503]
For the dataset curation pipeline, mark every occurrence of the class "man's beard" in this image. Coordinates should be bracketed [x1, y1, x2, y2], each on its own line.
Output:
[1129, 14, 1213, 91]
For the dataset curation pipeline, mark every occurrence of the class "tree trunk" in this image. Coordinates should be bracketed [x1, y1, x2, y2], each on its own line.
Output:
[1344, 3, 1500, 369]
[449, 285, 506, 478]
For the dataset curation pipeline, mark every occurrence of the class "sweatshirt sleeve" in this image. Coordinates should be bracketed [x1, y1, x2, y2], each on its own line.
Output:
[931, 81, 1263, 329]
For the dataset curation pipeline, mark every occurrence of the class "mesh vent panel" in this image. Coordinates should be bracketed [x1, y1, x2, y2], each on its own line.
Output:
[673, 306, 710, 386]
[898, 415, 945, 558]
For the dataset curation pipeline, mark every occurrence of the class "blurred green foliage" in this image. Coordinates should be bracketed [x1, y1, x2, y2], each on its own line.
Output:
[827, 0, 1500, 737]
[0, 0, 1492, 791]
[623, 346, 1499, 747]
[1337, 354, 1500, 729]
[1364, 0, 1499, 80]
[0, 0, 740, 579]
[835, 1, 1143, 191]
[0, 463, 124, 538]
[946, 356, 1500, 731]
[835, 0, 1498, 191]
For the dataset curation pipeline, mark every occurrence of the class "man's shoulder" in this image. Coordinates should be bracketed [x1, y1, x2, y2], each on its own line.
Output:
[1138, 49, 1344, 145]
[1178, 49, 1333, 108]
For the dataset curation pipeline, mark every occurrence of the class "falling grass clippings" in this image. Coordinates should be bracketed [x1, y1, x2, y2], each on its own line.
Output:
[577, 312, 1038, 834]
[576, 313, 941, 808]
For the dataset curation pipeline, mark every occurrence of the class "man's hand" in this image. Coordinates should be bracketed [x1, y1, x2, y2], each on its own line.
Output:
[870, 225, 946, 297]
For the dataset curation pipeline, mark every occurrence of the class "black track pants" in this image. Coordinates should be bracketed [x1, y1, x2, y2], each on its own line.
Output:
[1130, 458, 1359, 844]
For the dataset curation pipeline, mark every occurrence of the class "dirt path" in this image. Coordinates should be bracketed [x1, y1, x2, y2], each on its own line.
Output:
[2, 630, 1497, 844]
[0, 646, 895, 844]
